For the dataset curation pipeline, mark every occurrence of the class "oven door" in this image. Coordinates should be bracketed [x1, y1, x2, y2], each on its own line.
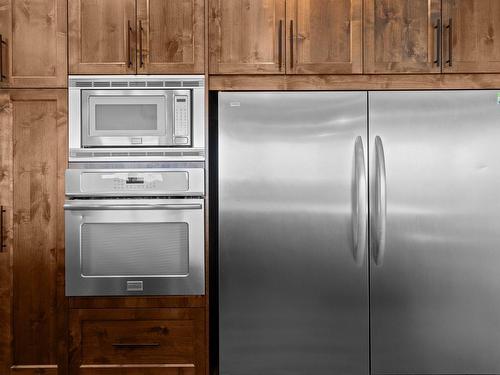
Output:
[64, 198, 204, 296]
[81, 89, 191, 147]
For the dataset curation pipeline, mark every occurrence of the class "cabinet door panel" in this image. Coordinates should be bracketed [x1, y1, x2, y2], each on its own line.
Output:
[0, 90, 67, 375]
[137, 0, 204, 74]
[69, 0, 136, 74]
[209, 0, 285, 74]
[287, 0, 362, 74]
[365, 0, 441, 73]
[0, 0, 66, 87]
[443, 0, 500, 73]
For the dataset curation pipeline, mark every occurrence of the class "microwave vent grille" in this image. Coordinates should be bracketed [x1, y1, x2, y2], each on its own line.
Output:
[165, 81, 182, 87]
[93, 81, 110, 87]
[111, 81, 128, 87]
[147, 81, 163, 87]
[182, 81, 200, 87]
[71, 150, 204, 159]
[72, 79, 203, 88]
[75, 81, 92, 87]
[129, 81, 146, 87]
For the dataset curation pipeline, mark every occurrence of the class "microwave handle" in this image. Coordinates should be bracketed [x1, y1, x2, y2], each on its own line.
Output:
[64, 203, 202, 211]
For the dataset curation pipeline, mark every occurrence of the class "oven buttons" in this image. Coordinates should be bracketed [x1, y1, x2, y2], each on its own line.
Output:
[131, 137, 142, 144]
[174, 137, 188, 144]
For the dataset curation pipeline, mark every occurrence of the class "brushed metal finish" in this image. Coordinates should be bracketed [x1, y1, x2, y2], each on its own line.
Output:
[219, 92, 368, 375]
[370, 90, 500, 374]
[353, 136, 368, 266]
[65, 198, 205, 296]
[372, 136, 387, 266]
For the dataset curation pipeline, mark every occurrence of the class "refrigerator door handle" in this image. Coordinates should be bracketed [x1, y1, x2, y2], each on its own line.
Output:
[373, 135, 387, 266]
[352, 136, 368, 266]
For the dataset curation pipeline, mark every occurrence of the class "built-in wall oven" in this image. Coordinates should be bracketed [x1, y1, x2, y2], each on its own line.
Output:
[65, 163, 205, 296]
[69, 75, 205, 162]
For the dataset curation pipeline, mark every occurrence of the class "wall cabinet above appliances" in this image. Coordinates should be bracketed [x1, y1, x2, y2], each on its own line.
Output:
[69, 0, 204, 74]
[0, 0, 67, 87]
[209, 0, 362, 74]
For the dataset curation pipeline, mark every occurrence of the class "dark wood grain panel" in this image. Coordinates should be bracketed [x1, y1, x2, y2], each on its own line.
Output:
[365, 0, 441, 73]
[69, 296, 206, 309]
[137, 0, 204, 74]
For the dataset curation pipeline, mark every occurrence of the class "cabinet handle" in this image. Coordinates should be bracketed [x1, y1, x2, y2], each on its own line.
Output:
[433, 19, 441, 67]
[139, 20, 144, 68]
[0, 34, 6, 82]
[278, 20, 283, 71]
[446, 18, 453, 67]
[112, 343, 160, 348]
[127, 20, 133, 67]
[289, 20, 294, 70]
[0, 206, 6, 252]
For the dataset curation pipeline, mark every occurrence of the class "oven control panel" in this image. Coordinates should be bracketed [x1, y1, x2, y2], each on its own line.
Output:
[174, 95, 191, 145]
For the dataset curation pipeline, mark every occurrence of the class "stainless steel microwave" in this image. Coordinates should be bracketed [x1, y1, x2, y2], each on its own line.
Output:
[68, 76, 205, 162]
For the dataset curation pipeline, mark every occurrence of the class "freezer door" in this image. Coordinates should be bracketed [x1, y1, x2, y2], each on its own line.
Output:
[369, 90, 500, 374]
[218, 92, 369, 375]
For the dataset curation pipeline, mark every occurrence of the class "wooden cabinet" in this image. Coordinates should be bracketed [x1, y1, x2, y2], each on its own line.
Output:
[442, 0, 500, 73]
[137, 0, 205, 74]
[0, 89, 67, 375]
[0, 0, 67, 87]
[286, 0, 362, 74]
[209, 0, 361, 74]
[209, 0, 285, 74]
[364, 0, 441, 73]
[69, 0, 137, 74]
[69, 0, 204, 74]
[69, 308, 205, 375]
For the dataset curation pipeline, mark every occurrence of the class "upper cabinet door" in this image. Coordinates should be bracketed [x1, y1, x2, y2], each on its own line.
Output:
[286, 0, 362, 74]
[69, 0, 136, 74]
[209, 0, 286, 74]
[137, 0, 204, 74]
[442, 0, 500, 73]
[364, 0, 441, 73]
[0, 0, 67, 87]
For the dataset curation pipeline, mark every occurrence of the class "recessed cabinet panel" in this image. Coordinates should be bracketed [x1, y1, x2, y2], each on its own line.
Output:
[287, 0, 362, 74]
[443, 0, 500, 73]
[209, 0, 286, 74]
[364, 0, 441, 73]
[0, 0, 67, 87]
[69, 0, 136, 74]
[137, 0, 204, 74]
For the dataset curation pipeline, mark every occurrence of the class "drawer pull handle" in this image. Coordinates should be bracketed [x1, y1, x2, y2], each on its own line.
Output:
[112, 343, 160, 348]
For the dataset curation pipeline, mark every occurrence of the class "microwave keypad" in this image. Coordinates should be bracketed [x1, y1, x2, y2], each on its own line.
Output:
[174, 96, 190, 142]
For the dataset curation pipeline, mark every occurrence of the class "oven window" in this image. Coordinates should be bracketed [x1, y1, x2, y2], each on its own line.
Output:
[95, 104, 157, 131]
[80, 222, 189, 277]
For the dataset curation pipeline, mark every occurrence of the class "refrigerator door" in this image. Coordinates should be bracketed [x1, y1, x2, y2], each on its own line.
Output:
[218, 92, 369, 375]
[370, 90, 500, 374]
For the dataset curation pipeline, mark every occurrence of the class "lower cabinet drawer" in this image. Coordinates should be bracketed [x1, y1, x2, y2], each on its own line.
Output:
[69, 308, 205, 375]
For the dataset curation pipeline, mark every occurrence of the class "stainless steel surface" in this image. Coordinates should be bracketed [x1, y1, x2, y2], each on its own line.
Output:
[65, 166, 205, 197]
[218, 92, 369, 375]
[65, 198, 205, 296]
[370, 90, 500, 374]
[353, 136, 368, 266]
[68, 75, 205, 162]
[372, 135, 387, 266]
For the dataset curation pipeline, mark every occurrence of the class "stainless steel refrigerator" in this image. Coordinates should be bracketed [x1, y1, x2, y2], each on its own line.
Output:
[217, 91, 500, 375]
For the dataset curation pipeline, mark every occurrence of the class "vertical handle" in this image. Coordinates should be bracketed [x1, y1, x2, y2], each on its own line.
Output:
[127, 20, 132, 67]
[278, 20, 283, 71]
[289, 20, 294, 70]
[139, 20, 144, 68]
[352, 137, 368, 266]
[446, 18, 453, 67]
[433, 19, 441, 67]
[372, 136, 387, 266]
[0, 206, 6, 252]
[0, 34, 6, 81]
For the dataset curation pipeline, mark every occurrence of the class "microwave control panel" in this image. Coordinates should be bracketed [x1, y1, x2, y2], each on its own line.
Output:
[174, 95, 191, 145]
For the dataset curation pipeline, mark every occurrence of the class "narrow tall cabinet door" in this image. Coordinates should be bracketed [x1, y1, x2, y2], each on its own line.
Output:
[442, 0, 500, 73]
[364, 0, 441, 73]
[0, 0, 67, 87]
[69, 0, 136, 74]
[137, 0, 204, 74]
[369, 91, 500, 374]
[209, 0, 286, 74]
[219, 92, 369, 375]
[0, 90, 67, 374]
[286, 0, 362, 74]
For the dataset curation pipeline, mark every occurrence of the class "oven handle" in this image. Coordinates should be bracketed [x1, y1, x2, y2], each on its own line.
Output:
[64, 203, 203, 211]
